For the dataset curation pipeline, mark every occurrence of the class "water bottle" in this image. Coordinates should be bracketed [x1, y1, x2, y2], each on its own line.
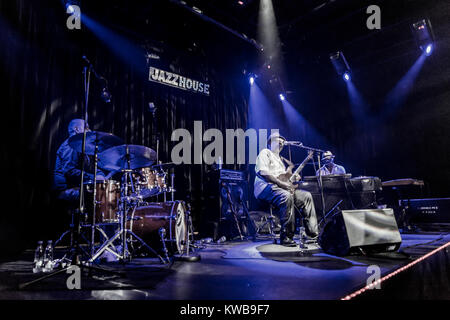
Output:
[216, 236, 226, 244]
[43, 240, 54, 273]
[33, 241, 44, 273]
[299, 227, 307, 248]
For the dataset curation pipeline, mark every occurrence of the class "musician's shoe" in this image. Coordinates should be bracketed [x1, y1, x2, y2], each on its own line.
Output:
[305, 236, 318, 244]
[280, 237, 297, 247]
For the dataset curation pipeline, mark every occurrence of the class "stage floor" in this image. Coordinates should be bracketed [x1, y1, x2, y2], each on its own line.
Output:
[0, 232, 449, 300]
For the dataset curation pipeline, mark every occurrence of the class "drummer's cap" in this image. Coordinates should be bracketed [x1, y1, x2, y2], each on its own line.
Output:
[322, 151, 335, 161]
[68, 119, 89, 136]
[267, 132, 286, 146]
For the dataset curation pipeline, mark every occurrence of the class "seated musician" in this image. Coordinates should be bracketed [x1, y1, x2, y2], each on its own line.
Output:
[316, 151, 346, 176]
[254, 133, 319, 247]
[53, 119, 106, 202]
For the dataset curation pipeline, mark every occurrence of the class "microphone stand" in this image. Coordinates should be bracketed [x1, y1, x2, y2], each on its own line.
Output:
[19, 61, 122, 290]
[285, 142, 327, 227]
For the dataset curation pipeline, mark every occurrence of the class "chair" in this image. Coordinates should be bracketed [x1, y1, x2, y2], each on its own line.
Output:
[254, 201, 280, 244]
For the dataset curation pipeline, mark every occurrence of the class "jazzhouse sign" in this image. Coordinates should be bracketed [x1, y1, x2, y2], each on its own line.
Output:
[149, 66, 210, 96]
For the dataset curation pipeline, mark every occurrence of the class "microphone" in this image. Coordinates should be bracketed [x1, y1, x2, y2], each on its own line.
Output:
[82, 55, 92, 67]
[284, 141, 303, 146]
[82, 55, 112, 103]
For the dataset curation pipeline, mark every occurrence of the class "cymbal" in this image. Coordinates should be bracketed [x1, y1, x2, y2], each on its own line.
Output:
[68, 131, 124, 155]
[98, 144, 157, 171]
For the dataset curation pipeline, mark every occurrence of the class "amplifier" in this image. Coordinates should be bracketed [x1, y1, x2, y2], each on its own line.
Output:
[220, 169, 246, 181]
[401, 198, 450, 224]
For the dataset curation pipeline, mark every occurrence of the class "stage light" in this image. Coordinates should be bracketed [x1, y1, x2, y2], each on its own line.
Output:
[343, 72, 351, 82]
[238, 1, 244, 5]
[411, 19, 435, 56]
[425, 43, 433, 56]
[249, 76, 255, 85]
[279, 93, 285, 101]
[330, 51, 351, 80]
[64, 1, 80, 13]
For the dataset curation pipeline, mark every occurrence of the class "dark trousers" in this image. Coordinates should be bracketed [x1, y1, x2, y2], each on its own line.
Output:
[257, 184, 318, 239]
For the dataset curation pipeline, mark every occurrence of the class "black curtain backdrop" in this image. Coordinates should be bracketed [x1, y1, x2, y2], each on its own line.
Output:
[0, 0, 256, 255]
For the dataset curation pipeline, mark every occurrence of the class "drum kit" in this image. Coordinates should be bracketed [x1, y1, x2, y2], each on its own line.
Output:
[65, 130, 194, 264]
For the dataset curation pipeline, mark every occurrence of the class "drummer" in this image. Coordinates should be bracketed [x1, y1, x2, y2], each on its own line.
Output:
[53, 119, 107, 202]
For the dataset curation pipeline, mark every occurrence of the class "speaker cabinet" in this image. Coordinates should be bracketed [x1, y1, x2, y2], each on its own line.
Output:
[319, 208, 402, 256]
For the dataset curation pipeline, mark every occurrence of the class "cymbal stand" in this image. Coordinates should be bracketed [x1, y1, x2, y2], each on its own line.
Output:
[171, 173, 175, 201]
[162, 170, 167, 202]
[90, 133, 100, 257]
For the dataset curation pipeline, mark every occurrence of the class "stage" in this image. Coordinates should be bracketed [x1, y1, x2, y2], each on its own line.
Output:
[0, 231, 449, 300]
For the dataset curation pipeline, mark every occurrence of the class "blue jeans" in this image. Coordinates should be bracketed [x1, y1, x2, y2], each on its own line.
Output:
[257, 184, 318, 239]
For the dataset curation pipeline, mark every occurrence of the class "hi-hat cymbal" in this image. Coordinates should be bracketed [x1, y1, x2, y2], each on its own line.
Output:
[98, 144, 157, 171]
[68, 131, 124, 155]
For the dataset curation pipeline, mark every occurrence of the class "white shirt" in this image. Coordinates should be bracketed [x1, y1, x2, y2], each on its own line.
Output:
[316, 163, 346, 176]
[254, 148, 287, 198]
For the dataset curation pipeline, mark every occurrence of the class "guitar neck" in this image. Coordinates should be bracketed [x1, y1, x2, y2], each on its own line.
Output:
[289, 154, 313, 182]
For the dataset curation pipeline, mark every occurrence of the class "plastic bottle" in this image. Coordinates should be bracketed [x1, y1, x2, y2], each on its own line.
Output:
[33, 241, 44, 273]
[299, 227, 307, 248]
[216, 236, 226, 244]
[43, 240, 54, 273]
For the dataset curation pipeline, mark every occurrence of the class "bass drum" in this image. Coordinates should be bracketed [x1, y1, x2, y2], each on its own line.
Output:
[128, 201, 188, 254]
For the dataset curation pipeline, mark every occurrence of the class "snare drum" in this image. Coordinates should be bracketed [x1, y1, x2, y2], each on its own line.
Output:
[128, 201, 187, 253]
[86, 180, 120, 223]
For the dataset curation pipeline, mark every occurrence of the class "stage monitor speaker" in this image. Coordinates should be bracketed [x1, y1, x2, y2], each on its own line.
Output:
[319, 208, 402, 256]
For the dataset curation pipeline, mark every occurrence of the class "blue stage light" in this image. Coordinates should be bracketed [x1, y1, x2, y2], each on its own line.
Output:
[343, 72, 351, 82]
[64, 1, 81, 14]
[249, 76, 255, 85]
[425, 43, 433, 56]
[279, 93, 285, 101]
[412, 19, 435, 56]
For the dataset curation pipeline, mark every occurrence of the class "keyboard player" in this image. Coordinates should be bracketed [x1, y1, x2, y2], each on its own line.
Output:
[316, 151, 346, 176]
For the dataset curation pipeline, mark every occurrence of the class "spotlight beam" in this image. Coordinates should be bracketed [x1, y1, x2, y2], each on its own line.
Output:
[381, 52, 427, 119]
